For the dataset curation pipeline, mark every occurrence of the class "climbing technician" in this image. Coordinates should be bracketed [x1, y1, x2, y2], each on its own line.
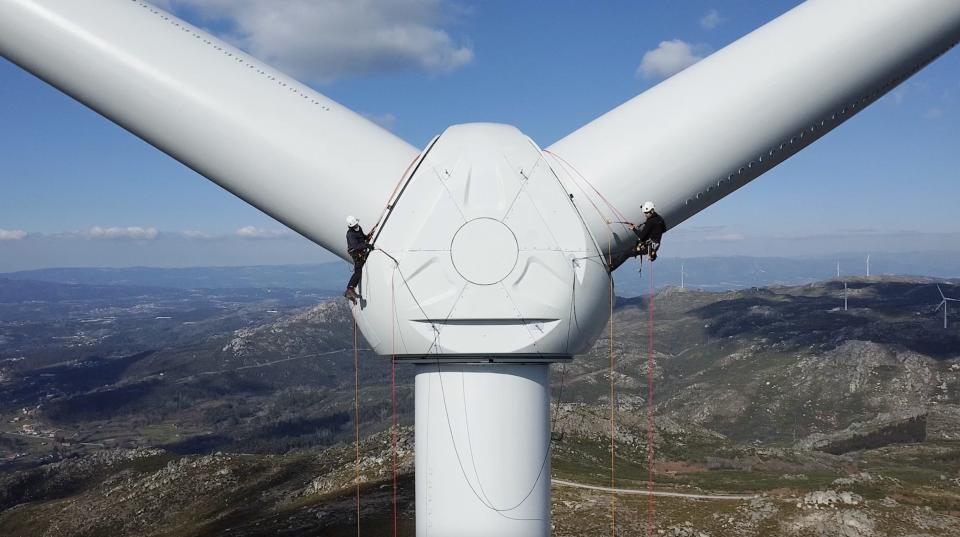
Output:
[609, 200, 667, 271]
[344, 215, 373, 303]
[632, 201, 667, 260]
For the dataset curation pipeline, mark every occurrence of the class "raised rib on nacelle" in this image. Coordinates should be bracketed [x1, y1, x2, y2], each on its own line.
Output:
[548, 0, 960, 260]
[0, 0, 418, 260]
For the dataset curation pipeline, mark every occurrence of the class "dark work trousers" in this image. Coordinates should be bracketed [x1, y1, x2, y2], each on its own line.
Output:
[347, 251, 366, 290]
[607, 240, 658, 272]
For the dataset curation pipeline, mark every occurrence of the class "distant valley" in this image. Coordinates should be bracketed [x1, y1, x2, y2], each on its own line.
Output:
[4, 250, 959, 297]
[0, 274, 958, 536]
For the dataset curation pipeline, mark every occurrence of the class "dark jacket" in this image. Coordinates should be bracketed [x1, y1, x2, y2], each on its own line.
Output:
[347, 226, 371, 254]
[634, 213, 667, 244]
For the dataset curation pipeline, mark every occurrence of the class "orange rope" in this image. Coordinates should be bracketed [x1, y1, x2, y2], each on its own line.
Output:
[370, 153, 419, 238]
[391, 271, 398, 537]
[608, 239, 617, 536]
[353, 318, 361, 537]
[544, 149, 631, 224]
[646, 262, 656, 536]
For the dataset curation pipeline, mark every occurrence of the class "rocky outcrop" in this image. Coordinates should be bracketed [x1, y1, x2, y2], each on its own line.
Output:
[796, 409, 926, 454]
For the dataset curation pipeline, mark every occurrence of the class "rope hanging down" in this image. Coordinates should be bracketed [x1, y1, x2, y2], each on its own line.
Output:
[353, 318, 361, 537]
[359, 150, 629, 530]
[391, 270, 399, 537]
[352, 270, 400, 537]
[646, 261, 656, 536]
[608, 239, 617, 537]
[371, 247, 571, 524]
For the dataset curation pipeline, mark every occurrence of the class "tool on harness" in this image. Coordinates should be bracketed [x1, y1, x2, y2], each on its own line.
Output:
[636, 240, 659, 275]
[638, 240, 659, 260]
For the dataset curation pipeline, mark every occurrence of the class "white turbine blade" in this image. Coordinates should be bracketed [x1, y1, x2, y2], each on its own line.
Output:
[935, 300, 945, 312]
[0, 0, 418, 260]
[548, 0, 960, 252]
[938, 285, 947, 300]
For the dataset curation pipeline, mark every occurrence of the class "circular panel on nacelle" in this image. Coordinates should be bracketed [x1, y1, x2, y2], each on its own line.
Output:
[450, 217, 519, 285]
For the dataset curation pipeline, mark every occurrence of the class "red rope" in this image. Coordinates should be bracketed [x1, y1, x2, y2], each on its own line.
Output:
[391, 271, 398, 537]
[646, 262, 655, 536]
[544, 149, 631, 225]
[370, 154, 419, 238]
[608, 239, 617, 537]
[353, 318, 361, 537]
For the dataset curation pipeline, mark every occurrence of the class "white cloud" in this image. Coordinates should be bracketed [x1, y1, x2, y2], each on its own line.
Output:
[83, 227, 159, 240]
[699, 9, 725, 30]
[362, 112, 398, 130]
[235, 226, 292, 239]
[151, 0, 473, 83]
[637, 40, 705, 80]
[704, 232, 745, 242]
[925, 107, 944, 120]
[670, 225, 745, 242]
[0, 229, 27, 241]
[179, 230, 223, 240]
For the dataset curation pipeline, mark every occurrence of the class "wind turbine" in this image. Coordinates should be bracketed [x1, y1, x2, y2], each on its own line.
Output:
[681, 262, 686, 289]
[2, 1, 959, 535]
[935, 285, 960, 329]
[866, 254, 871, 277]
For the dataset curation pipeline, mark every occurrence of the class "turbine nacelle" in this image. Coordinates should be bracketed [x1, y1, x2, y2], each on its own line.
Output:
[355, 124, 609, 360]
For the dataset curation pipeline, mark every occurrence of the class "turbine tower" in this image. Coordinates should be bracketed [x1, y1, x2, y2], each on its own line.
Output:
[935, 285, 960, 329]
[866, 254, 871, 277]
[2, 1, 960, 535]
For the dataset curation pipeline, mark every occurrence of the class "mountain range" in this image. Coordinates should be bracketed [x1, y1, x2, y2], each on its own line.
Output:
[0, 275, 958, 536]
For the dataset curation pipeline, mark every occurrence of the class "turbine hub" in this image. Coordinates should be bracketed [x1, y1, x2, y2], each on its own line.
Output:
[450, 218, 519, 285]
[353, 123, 609, 361]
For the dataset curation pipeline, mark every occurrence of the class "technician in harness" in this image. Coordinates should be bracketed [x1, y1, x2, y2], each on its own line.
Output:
[344, 215, 373, 303]
[609, 201, 667, 271]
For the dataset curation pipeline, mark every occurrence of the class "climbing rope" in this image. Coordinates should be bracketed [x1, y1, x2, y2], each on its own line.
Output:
[646, 261, 656, 537]
[358, 149, 637, 531]
[371, 246, 572, 523]
[391, 270, 399, 537]
[353, 318, 361, 537]
[608, 238, 617, 536]
[544, 149, 631, 226]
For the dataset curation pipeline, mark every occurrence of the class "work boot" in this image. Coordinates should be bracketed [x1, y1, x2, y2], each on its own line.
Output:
[343, 288, 359, 304]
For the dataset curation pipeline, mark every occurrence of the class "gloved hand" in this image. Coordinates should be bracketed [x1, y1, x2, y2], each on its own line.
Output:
[649, 250, 657, 261]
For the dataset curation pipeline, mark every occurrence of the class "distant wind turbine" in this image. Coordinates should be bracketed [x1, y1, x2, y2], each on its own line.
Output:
[3, 0, 959, 533]
[752, 260, 767, 287]
[935, 285, 960, 329]
[836, 259, 841, 278]
[681, 262, 686, 289]
[844, 281, 848, 311]
[866, 255, 870, 277]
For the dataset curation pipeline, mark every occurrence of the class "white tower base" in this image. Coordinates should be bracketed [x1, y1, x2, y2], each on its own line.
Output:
[415, 363, 552, 537]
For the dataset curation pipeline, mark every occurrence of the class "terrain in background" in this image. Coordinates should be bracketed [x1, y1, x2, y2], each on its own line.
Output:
[1, 273, 959, 536]
[5, 250, 960, 295]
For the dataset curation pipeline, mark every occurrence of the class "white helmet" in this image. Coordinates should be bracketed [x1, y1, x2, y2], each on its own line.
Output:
[346, 215, 359, 227]
[641, 201, 656, 214]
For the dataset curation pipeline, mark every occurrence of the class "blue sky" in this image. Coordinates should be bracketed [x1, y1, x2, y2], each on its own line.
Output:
[1, 1, 958, 272]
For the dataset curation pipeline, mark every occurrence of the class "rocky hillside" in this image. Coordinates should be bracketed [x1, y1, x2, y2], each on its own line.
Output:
[562, 279, 960, 450]
[0, 430, 415, 537]
[1, 276, 959, 535]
